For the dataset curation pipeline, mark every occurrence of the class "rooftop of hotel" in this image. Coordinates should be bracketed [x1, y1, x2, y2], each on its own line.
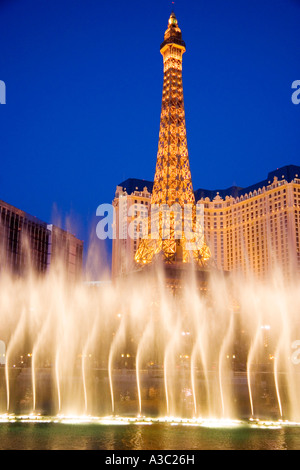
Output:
[116, 165, 300, 202]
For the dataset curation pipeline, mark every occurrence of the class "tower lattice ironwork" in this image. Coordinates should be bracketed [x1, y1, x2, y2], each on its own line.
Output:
[135, 12, 211, 268]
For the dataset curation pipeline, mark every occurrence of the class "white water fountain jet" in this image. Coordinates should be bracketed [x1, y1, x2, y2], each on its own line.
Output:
[273, 355, 283, 419]
[190, 348, 198, 417]
[55, 350, 62, 414]
[270, 280, 299, 421]
[31, 352, 37, 413]
[136, 319, 154, 416]
[81, 312, 102, 414]
[50, 273, 88, 416]
[81, 354, 88, 415]
[108, 314, 126, 414]
[183, 280, 206, 418]
[235, 275, 265, 420]
[81, 343, 94, 414]
[31, 312, 52, 412]
[218, 311, 235, 418]
[163, 350, 170, 417]
[145, 274, 178, 418]
[136, 350, 142, 416]
[5, 309, 27, 412]
[190, 318, 210, 418]
[247, 323, 263, 418]
[207, 271, 236, 418]
[163, 318, 182, 417]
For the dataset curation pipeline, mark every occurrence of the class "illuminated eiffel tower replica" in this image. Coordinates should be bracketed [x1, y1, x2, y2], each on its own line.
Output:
[134, 12, 212, 288]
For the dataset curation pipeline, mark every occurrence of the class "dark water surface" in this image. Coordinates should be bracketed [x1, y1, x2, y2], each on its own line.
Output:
[0, 421, 300, 450]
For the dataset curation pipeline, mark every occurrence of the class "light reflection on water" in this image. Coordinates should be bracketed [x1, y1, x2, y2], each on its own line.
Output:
[0, 416, 300, 450]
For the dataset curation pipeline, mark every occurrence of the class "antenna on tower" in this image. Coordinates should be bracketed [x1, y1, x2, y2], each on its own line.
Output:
[171, 0, 176, 16]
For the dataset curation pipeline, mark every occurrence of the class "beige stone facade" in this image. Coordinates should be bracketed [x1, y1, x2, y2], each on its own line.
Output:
[112, 168, 300, 279]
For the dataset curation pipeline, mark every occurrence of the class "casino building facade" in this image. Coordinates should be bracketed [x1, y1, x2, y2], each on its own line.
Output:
[0, 199, 83, 280]
[112, 165, 300, 279]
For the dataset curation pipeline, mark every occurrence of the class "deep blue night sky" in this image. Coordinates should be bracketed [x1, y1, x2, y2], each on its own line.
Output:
[0, 0, 300, 270]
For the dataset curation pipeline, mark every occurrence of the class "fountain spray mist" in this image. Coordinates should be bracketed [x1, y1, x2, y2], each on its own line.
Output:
[0, 243, 300, 422]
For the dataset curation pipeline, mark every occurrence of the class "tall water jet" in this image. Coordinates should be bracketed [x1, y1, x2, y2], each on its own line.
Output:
[136, 347, 142, 416]
[273, 355, 283, 419]
[136, 319, 154, 416]
[270, 277, 300, 421]
[190, 308, 210, 418]
[80, 309, 103, 415]
[218, 311, 235, 418]
[31, 311, 52, 413]
[81, 354, 88, 415]
[247, 325, 262, 418]
[190, 348, 198, 417]
[31, 352, 37, 412]
[5, 309, 27, 412]
[108, 314, 126, 415]
[55, 350, 61, 414]
[163, 317, 182, 417]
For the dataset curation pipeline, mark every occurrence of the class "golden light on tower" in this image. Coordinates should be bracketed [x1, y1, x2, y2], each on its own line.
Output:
[135, 13, 211, 268]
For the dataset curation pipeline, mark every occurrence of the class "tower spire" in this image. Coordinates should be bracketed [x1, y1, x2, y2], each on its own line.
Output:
[135, 14, 211, 268]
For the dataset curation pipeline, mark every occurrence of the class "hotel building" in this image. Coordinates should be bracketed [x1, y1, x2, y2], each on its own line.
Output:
[112, 165, 300, 279]
[47, 224, 83, 280]
[0, 199, 83, 279]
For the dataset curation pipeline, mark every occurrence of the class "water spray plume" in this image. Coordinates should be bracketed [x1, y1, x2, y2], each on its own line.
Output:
[0, 249, 300, 423]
